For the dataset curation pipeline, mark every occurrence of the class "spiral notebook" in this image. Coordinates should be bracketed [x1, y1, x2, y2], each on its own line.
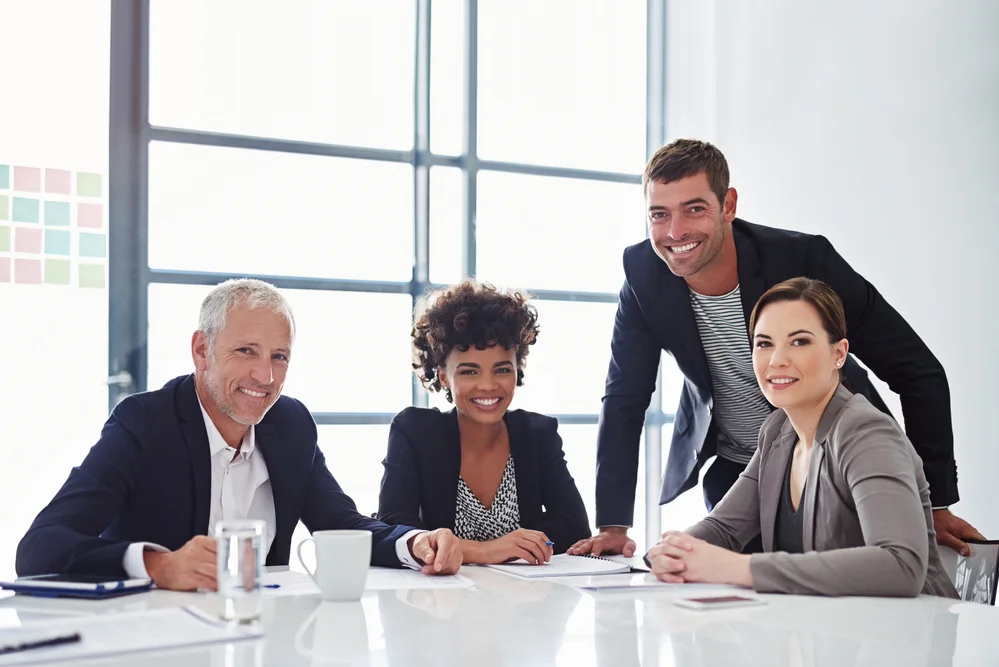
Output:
[483, 553, 632, 578]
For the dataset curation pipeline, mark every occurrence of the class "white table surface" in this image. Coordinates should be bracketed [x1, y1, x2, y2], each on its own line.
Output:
[1, 565, 996, 667]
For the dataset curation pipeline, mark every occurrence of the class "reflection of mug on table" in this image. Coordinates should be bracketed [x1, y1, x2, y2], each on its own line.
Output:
[294, 601, 371, 667]
[297, 530, 372, 602]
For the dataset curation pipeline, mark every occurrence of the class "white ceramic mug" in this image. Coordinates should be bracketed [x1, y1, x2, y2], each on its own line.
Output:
[296, 530, 372, 601]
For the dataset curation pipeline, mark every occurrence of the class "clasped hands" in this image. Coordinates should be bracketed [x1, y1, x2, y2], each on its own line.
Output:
[646, 531, 753, 587]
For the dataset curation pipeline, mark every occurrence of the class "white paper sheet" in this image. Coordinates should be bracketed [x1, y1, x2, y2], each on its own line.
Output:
[364, 568, 473, 591]
[483, 554, 631, 578]
[261, 568, 473, 596]
[554, 572, 746, 594]
[0, 607, 261, 665]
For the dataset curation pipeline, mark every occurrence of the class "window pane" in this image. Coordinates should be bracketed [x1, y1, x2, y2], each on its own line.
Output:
[148, 285, 413, 413]
[149, 0, 414, 150]
[477, 172, 645, 293]
[290, 424, 390, 572]
[429, 166, 464, 284]
[148, 142, 414, 281]
[512, 300, 618, 415]
[660, 424, 708, 536]
[558, 425, 646, 546]
[430, 0, 465, 156]
[318, 425, 390, 518]
[477, 0, 646, 172]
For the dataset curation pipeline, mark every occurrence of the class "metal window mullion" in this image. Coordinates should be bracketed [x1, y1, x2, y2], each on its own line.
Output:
[461, 0, 478, 278]
[108, 0, 151, 411]
[643, 0, 669, 550]
[412, 0, 432, 408]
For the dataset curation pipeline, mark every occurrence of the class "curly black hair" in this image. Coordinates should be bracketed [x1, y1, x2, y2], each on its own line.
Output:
[412, 280, 540, 393]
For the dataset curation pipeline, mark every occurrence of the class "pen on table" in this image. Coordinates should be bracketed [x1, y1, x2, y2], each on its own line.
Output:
[0, 631, 82, 656]
[263, 584, 280, 589]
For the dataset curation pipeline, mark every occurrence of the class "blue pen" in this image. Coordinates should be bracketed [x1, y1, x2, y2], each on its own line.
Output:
[545, 541, 554, 547]
[263, 584, 281, 589]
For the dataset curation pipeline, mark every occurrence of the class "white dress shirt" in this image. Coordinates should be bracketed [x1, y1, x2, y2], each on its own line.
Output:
[123, 394, 424, 578]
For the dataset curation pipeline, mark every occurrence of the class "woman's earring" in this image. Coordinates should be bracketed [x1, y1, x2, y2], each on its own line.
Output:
[835, 361, 842, 367]
[445, 387, 453, 403]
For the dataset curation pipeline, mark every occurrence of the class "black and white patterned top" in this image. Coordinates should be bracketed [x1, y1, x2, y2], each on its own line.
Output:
[453, 456, 521, 541]
[688, 285, 773, 464]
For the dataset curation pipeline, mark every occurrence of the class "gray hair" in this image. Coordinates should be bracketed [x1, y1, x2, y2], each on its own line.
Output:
[198, 279, 296, 352]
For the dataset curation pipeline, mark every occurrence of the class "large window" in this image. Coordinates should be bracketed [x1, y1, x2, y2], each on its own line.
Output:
[111, 0, 674, 556]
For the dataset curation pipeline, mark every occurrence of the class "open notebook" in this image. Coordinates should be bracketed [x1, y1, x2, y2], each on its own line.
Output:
[483, 553, 632, 579]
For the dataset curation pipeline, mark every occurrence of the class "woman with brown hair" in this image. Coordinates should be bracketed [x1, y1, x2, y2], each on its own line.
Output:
[646, 277, 958, 597]
[377, 280, 590, 565]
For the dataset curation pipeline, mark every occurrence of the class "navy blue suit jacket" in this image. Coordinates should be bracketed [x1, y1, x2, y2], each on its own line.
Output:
[377, 407, 591, 553]
[16, 375, 414, 577]
[596, 219, 957, 527]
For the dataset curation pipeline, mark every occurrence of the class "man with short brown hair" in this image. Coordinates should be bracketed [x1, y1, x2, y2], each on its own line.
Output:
[569, 138, 981, 558]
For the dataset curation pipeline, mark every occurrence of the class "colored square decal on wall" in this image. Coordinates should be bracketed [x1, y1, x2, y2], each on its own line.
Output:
[0, 195, 8, 221]
[44, 258, 71, 285]
[77, 203, 103, 229]
[14, 227, 42, 253]
[45, 229, 71, 255]
[44, 169, 72, 194]
[76, 172, 102, 198]
[0, 165, 9, 190]
[0, 257, 9, 283]
[78, 232, 106, 258]
[12, 198, 40, 223]
[0, 225, 9, 252]
[44, 201, 71, 226]
[14, 166, 41, 192]
[79, 263, 105, 288]
[14, 258, 41, 284]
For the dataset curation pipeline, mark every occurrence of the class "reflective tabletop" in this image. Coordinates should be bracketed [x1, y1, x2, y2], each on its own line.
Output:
[1, 566, 995, 666]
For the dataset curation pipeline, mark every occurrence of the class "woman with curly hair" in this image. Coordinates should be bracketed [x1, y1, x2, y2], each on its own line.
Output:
[377, 280, 591, 565]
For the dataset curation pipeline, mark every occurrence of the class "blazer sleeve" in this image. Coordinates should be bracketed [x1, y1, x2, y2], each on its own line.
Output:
[684, 448, 763, 552]
[15, 419, 142, 578]
[527, 420, 591, 552]
[807, 235, 957, 507]
[376, 418, 428, 530]
[749, 412, 929, 597]
[301, 442, 416, 569]
[595, 273, 662, 527]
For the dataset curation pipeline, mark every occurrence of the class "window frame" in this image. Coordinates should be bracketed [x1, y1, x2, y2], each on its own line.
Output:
[108, 0, 672, 548]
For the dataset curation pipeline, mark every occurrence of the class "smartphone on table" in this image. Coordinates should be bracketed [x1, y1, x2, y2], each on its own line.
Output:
[673, 594, 767, 611]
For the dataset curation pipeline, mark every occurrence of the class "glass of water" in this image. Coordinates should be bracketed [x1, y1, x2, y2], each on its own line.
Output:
[215, 520, 266, 623]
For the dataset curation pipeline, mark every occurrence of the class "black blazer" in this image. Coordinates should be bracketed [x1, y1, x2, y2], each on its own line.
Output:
[16, 375, 415, 578]
[377, 407, 591, 553]
[595, 218, 957, 527]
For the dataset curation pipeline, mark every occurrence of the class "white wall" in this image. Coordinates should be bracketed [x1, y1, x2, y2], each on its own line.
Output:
[666, 0, 999, 536]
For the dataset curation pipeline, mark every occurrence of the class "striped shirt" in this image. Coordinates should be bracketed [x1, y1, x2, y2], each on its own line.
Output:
[689, 285, 773, 464]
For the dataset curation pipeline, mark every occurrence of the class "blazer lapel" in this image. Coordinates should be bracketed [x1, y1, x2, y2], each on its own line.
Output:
[175, 375, 212, 536]
[505, 412, 536, 523]
[659, 268, 713, 395]
[442, 409, 463, 529]
[254, 423, 288, 563]
[803, 385, 854, 550]
[760, 420, 796, 551]
[733, 221, 768, 339]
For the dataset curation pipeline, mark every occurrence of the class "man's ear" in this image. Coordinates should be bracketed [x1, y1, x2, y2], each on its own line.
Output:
[722, 187, 738, 222]
[192, 331, 210, 371]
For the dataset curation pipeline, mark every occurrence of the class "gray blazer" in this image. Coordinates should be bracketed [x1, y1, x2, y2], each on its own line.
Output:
[686, 385, 958, 598]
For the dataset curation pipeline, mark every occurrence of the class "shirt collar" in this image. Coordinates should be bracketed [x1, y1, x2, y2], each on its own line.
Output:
[196, 390, 255, 460]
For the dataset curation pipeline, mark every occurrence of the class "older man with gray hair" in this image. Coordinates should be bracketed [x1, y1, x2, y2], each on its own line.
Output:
[17, 279, 462, 590]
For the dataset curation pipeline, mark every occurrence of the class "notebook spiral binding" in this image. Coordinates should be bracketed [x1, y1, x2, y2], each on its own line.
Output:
[574, 553, 619, 564]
